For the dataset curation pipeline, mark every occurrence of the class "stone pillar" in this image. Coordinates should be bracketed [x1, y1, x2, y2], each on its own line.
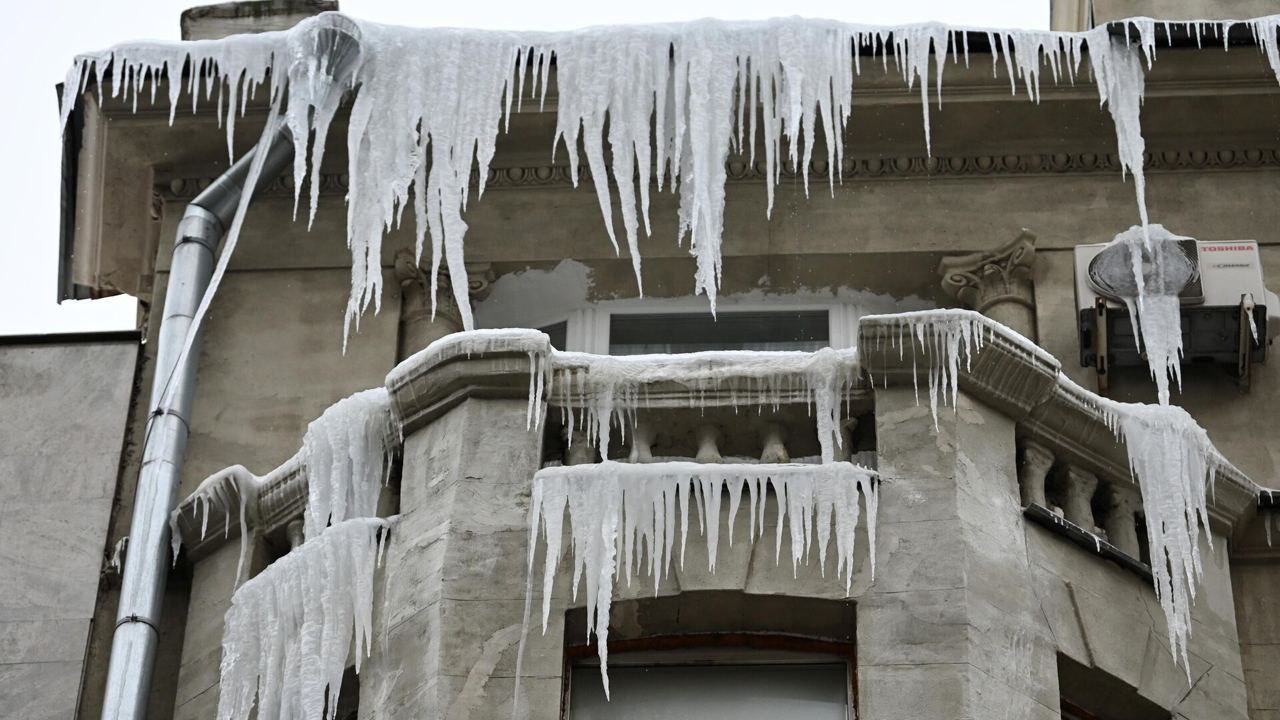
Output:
[1103, 485, 1142, 558]
[938, 230, 1037, 341]
[860, 389, 1059, 720]
[1062, 465, 1099, 530]
[361, 397, 553, 719]
[394, 249, 495, 362]
[1017, 440, 1055, 508]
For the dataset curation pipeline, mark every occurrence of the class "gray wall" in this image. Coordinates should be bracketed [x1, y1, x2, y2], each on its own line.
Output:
[0, 334, 138, 720]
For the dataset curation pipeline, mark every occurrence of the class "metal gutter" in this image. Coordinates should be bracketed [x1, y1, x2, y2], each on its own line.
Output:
[96, 16, 362, 720]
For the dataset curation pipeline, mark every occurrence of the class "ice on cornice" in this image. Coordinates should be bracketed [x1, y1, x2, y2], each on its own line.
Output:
[169, 464, 265, 589]
[861, 309, 991, 427]
[524, 460, 877, 695]
[61, 13, 1280, 349]
[216, 517, 390, 720]
[386, 328, 553, 428]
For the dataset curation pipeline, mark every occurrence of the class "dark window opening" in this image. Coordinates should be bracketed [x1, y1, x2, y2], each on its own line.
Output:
[541, 320, 568, 351]
[609, 311, 829, 355]
[563, 592, 855, 719]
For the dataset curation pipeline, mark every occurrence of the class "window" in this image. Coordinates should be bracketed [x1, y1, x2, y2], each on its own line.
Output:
[569, 657, 849, 719]
[608, 310, 829, 355]
[563, 593, 856, 720]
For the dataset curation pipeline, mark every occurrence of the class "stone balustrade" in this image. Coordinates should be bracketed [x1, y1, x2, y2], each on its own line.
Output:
[547, 406, 877, 468]
[1017, 438, 1146, 564]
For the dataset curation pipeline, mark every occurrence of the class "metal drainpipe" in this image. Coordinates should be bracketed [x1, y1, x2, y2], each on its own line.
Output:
[99, 17, 361, 720]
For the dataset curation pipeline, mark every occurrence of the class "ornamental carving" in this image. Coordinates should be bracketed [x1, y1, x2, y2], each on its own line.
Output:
[938, 230, 1038, 339]
[156, 146, 1280, 199]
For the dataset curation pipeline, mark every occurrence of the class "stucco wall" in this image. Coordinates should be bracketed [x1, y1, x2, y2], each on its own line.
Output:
[0, 334, 138, 720]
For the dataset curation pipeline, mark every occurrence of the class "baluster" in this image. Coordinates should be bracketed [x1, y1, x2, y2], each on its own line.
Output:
[629, 421, 656, 463]
[1018, 440, 1054, 508]
[1104, 484, 1142, 558]
[1063, 464, 1099, 530]
[760, 422, 790, 464]
[695, 424, 722, 463]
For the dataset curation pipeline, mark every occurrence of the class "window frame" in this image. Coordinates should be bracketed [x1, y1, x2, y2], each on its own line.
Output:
[561, 633, 858, 720]
[564, 300, 862, 353]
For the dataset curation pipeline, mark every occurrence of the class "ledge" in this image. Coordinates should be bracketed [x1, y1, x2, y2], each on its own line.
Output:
[857, 309, 1259, 536]
[1023, 503, 1153, 583]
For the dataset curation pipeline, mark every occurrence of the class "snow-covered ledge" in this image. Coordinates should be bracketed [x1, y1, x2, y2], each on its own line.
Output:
[857, 310, 1257, 536]
[174, 313, 1257, 560]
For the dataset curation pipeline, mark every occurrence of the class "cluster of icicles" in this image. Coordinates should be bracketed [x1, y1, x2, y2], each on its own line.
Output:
[170, 388, 398, 720]
[58, 13, 1280, 354]
[525, 461, 878, 697]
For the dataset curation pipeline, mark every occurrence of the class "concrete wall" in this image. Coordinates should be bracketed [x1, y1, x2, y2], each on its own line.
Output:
[0, 334, 139, 720]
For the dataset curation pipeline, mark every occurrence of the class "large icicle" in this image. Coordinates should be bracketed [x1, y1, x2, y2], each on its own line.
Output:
[302, 387, 398, 539]
[549, 347, 860, 461]
[217, 517, 390, 720]
[1094, 224, 1197, 404]
[525, 461, 877, 696]
[1091, 395, 1221, 674]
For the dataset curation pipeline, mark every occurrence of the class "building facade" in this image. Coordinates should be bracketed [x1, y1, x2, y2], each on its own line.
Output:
[5, 0, 1279, 718]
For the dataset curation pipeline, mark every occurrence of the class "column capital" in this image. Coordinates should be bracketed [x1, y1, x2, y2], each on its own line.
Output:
[938, 230, 1036, 311]
[938, 230, 1038, 339]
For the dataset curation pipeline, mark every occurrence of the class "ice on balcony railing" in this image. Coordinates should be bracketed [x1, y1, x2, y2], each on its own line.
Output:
[550, 348, 861, 462]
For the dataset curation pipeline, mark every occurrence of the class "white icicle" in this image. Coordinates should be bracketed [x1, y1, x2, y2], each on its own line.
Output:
[1094, 397, 1219, 674]
[524, 460, 877, 696]
[302, 387, 398, 539]
[1088, 32, 1150, 236]
[1101, 224, 1196, 404]
[862, 309, 992, 428]
[216, 517, 390, 720]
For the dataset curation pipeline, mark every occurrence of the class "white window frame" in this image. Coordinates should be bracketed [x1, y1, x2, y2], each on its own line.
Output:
[564, 300, 861, 354]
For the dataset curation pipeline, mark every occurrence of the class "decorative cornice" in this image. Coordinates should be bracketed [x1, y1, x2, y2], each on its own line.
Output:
[155, 146, 1280, 200]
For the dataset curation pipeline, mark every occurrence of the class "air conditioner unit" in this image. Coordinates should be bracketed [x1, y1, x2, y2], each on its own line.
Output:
[1074, 239, 1280, 388]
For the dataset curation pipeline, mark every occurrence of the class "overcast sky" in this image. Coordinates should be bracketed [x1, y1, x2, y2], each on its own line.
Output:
[0, 0, 1046, 336]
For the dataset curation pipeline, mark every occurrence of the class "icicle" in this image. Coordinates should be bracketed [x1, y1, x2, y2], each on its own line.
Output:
[61, 14, 1280, 359]
[301, 387, 398, 539]
[169, 464, 259, 588]
[862, 309, 991, 428]
[109, 536, 129, 574]
[1098, 224, 1196, 404]
[1087, 33, 1150, 237]
[1096, 398, 1219, 675]
[216, 517, 390, 720]
[524, 461, 877, 696]
[549, 347, 859, 461]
